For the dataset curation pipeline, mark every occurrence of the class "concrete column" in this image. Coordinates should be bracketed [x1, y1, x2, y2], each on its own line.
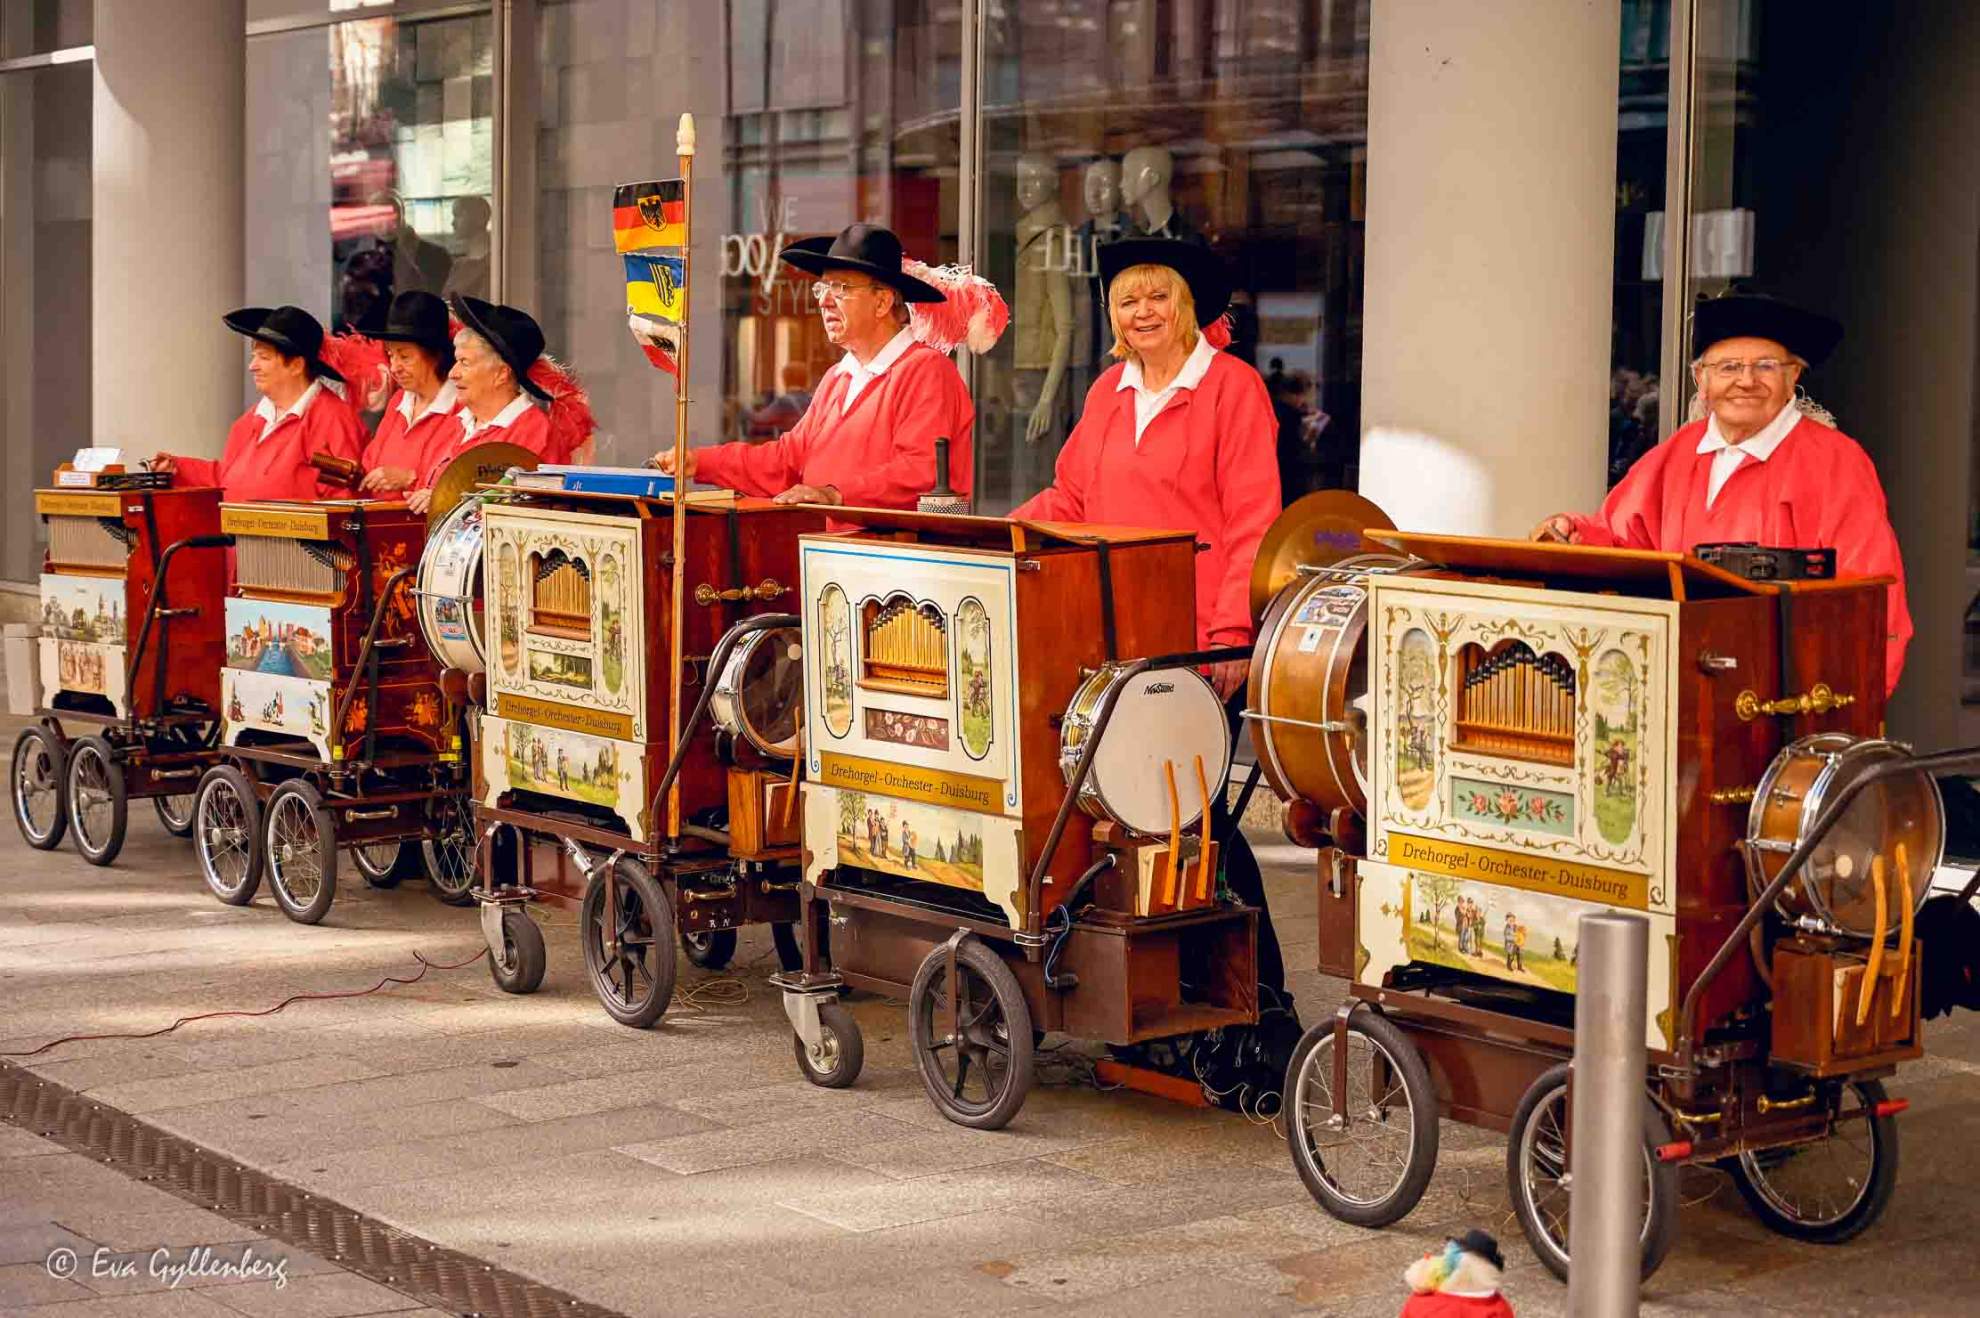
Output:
[1357, 0, 1621, 538]
[91, 0, 245, 457]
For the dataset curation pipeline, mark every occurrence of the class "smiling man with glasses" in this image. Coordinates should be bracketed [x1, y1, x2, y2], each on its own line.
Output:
[1534, 292, 1911, 693]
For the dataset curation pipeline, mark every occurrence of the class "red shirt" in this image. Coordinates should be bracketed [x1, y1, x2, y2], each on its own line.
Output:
[174, 383, 367, 502]
[1013, 348, 1280, 648]
[415, 394, 554, 489]
[1569, 414, 1912, 694]
[364, 383, 460, 478]
[693, 339, 973, 515]
[1400, 1293, 1516, 1318]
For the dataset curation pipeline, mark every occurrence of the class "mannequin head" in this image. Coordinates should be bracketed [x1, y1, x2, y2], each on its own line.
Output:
[1120, 146, 1174, 207]
[1016, 153, 1057, 213]
[1083, 159, 1122, 219]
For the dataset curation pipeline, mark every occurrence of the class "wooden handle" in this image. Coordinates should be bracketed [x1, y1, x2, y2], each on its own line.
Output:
[309, 452, 361, 486]
[781, 721, 804, 829]
[1893, 841, 1915, 1020]
[1858, 854, 1888, 1027]
[1163, 760, 1182, 912]
[1192, 754, 1213, 906]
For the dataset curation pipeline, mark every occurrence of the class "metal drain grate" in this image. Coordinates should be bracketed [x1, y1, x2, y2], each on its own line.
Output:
[0, 1060, 623, 1318]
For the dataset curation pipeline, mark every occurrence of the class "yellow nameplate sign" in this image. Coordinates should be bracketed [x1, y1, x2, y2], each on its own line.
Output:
[1386, 831, 1649, 911]
[817, 752, 1005, 814]
[221, 505, 331, 539]
[494, 691, 636, 741]
[36, 491, 123, 517]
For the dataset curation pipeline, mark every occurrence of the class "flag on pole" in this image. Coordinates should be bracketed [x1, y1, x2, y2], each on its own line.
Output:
[612, 180, 687, 252]
[613, 179, 688, 374]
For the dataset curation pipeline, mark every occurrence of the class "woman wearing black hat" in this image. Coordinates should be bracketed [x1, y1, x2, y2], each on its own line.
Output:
[154, 306, 368, 502]
[358, 291, 460, 496]
[1534, 292, 1911, 694]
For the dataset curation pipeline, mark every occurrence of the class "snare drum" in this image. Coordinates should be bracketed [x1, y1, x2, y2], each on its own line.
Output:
[1059, 664, 1231, 837]
[1745, 733, 1944, 937]
[709, 626, 804, 758]
[415, 496, 487, 673]
[1245, 554, 1416, 817]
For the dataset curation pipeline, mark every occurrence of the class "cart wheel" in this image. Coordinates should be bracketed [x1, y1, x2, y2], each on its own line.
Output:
[794, 1000, 864, 1088]
[907, 937, 1035, 1129]
[681, 928, 737, 970]
[264, 780, 338, 925]
[579, 857, 678, 1029]
[152, 792, 196, 838]
[1726, 1078, 1898, 1244]
[65, 735, 128, 867]
[1507, 1062, 1678, 1282]
[11, 726, 67, 850]
[352, 841, 406, 888]
[194, 766, 262, 905]
[421, 805, 478, 906]
[1284, 1006, 1440, 1227]
[489, 908, 547, 995]
[771, 920, 804, 973]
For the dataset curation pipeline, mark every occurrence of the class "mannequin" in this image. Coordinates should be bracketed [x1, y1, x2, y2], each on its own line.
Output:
[1121, 145, 1201, 243]
[1012, 153, 1074, 498]
[1073, 159, 1131, 399]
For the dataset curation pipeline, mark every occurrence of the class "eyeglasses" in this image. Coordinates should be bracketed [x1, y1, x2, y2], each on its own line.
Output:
[811, 279, 876, 303]
[1699, 358, 1791, 380]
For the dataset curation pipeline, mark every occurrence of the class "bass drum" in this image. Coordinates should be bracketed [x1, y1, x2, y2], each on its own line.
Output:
[416, 496, 487, 673]
[1746, 732, 1943, 938]
[1246, 554, 1418, 819]
[709, 625, 804, 758]
[1059, 664, 1231, 837]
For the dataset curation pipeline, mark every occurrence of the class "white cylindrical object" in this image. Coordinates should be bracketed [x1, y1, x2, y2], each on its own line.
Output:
[1567, 910, 1649, 1316]
[4, 622, 39, 717]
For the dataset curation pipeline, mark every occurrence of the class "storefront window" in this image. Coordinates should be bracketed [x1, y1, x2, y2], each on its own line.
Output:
[0, 0, 89, 58]
[1609, 0, 1669, 485]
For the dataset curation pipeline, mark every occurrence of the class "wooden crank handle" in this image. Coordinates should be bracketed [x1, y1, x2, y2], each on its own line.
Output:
[1894, 842, 1915, 1020]
[1858, 854, 1887, 1027]
[1193, 754, 1213, 906]
[1164, 760, 1183, 911]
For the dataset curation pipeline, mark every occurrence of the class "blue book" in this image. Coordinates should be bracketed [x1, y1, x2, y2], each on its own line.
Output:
[527, 465, 678, 498]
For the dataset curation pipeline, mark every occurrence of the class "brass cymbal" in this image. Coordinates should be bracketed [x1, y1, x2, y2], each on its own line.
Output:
[1249, 489, 1397, 620]
[427, 442, 540, 525]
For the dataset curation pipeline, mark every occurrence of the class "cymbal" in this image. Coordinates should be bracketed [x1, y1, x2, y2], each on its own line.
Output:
[1249, 489, 1397, 620]
[427, 442, 540, 525]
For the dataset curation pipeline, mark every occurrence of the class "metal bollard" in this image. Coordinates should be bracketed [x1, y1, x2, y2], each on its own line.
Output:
[1566, 910, 1648, 1317]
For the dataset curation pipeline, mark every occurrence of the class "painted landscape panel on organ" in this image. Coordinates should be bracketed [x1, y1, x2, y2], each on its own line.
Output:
[224, 598, 334, 681]
[40, 574, 126, 645]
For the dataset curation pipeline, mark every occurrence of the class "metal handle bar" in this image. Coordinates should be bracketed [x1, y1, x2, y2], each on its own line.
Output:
[125, 534, 235, 718]
[331, 565, 415, 759]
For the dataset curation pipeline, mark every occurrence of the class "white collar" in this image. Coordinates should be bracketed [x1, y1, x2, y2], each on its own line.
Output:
[396, 379, 459, 424]
[1696, 400, 1799, 462]
[459, 391, 535, 440]
[834, 328, 917, 412]
[1117, 334, 1218, 400]
[253, 380, 323, 441]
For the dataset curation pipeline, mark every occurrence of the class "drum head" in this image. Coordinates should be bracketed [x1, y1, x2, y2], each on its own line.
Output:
[1086, 669, 1231, 836]
[1248, 490, 1397, 622]
[725, 627, 804, 757]
[416, 496, 488, 674]
[1792, 741, 1943, 936]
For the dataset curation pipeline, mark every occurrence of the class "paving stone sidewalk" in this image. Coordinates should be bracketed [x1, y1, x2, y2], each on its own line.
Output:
[3, 722, 1980, 1314]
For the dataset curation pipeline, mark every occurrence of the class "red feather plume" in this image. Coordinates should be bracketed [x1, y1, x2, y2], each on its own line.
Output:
[902, 259, 1010, 356]
[1201, 314, 1233, 351]
[526, 354, 596, 466]
[320, 333, 392, 411]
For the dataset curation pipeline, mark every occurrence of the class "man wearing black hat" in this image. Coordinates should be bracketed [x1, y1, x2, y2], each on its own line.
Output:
[1535, 293, 1911, 693]
[358, 291, 460, 496]
[649, 223, 973, 513]
[154, 306, 367, 502]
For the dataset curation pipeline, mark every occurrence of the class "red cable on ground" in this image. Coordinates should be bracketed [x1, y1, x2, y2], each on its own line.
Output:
[0, 946, 489, 1059]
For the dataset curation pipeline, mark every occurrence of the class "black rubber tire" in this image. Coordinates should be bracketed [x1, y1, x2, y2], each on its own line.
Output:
[681, 927, 738, 970]
[12, 726, 68, 850]
[193, 765, 262, 905]
[1284, 1006, 1440, 1227]
[907, 937, 1035, 1130]
[263, 780, 338, 925]
[1506, 1062, 1679, 1283]
[1727, 1079, 1899, 1244]
[489, 908, 547, 995]
[152, 792, 197, 838]
[64, 735, 128, 867]
[352, 841, 407, 888]
[794, 999, 864, 1088]
[580, 858, 679, 1028]
[771, 920, 804, 973]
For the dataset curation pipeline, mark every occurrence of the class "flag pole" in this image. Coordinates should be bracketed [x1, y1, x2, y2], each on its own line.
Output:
[665, 111, 696, 842]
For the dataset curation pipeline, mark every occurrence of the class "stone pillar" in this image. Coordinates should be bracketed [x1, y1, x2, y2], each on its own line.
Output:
[92, 0, 245, 456]
[1357, 0, 1621, 538]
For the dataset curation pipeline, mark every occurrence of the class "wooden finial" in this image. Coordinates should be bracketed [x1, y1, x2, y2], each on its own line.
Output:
[677, 112, 697, 157]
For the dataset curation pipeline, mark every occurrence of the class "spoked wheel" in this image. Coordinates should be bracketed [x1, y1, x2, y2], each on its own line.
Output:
[907, 937, 1035, 1129]
[488, 907, 547, 995]
[421, 803, 478, 906]
[64, 735, 129, 867]
[794, 999, 864, 1088]
[352, 841, 406, 888]
[194, 766, 262, 904]
[11, 726, 67, 850]
[1284, 1006, 1440, 1227]
[263, 780, 338, 924]
[1727, 1079, 1898, 1243]
[1507, 1062, 1679, 1282]
[152, 792, 197, 838]
[681, 928, 737, 970]
[579, 857, 678, 1028]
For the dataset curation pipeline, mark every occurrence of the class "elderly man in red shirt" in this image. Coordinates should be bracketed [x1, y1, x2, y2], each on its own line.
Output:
[1534, 293, 1911, 694]
[649, 224, 973, 510]
[153, 306, 366, 501]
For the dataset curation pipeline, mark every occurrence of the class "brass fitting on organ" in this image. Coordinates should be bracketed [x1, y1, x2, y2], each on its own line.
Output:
[1735, 682, 1855, 722]
[695, 579, 788, 606]
[1755, 1090, 1817, 1115]
[1707, 785, 1757, 805]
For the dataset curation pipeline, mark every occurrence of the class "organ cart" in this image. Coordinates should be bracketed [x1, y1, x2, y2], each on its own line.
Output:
[466, 471, 822, 1021]
[188, 491, 473, 924]
[1247, 523, 1944, 1279]
[775, 510, 1252, 1124]
[11, 463, 229, 865]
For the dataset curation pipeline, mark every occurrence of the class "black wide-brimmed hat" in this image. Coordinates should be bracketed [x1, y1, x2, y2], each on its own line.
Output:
[450, 295, 549, 400]
[1450, 1229, 1504, 1274]
[372, 290, 454, 358]
[778, 223, 943, 304]
[1693, 292, 1843, 367]
[222, 305, 344, 383]
[1098, 237, 1231, 325]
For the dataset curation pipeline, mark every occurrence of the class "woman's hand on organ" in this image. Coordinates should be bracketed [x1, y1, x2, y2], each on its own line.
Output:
[360, 466, 416, 493]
